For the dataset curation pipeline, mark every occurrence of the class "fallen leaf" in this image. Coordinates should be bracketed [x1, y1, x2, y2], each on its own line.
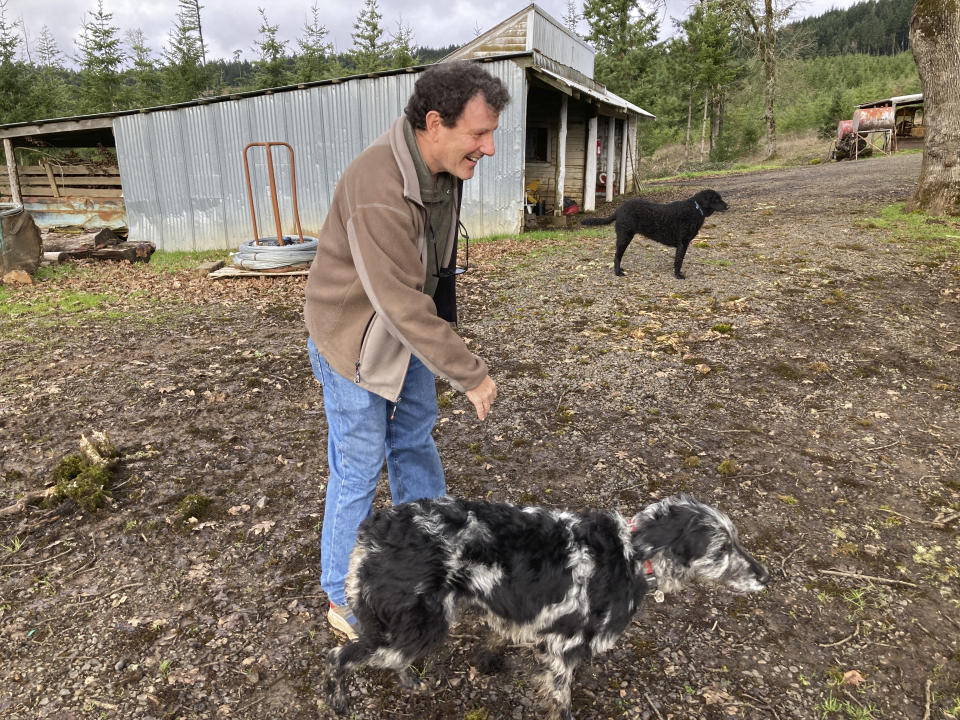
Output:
[248, 520, 275, 536]
[843, 670, 865, 687]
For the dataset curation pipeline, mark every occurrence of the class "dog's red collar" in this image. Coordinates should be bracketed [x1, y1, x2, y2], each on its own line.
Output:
[642, 559, 664, 602]
[630, 518, 665, 603]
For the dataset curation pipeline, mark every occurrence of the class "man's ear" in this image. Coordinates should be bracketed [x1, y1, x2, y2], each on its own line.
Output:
[424, 110, 443, 136]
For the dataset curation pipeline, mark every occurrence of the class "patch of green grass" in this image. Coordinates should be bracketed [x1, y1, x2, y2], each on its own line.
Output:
[711, 323, 733, 334]
[0, 288, 116, 320]
[859, 202, 960, 261]
[148, 250, 232, 273]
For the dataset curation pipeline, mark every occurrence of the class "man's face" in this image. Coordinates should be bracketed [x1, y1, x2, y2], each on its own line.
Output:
[423, 93, 499, 180]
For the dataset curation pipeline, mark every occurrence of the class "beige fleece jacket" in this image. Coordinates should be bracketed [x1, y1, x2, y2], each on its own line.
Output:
[303, 117, 488, 402]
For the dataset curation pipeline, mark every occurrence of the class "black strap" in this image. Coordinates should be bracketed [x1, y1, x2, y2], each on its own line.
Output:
[432, 178, 463, 324]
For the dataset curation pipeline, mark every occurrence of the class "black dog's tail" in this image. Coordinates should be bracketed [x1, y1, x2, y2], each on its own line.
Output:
[581, 212, 617, 226]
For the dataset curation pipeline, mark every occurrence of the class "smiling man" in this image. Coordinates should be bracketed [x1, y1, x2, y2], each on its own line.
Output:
[303, 61, 510, 640]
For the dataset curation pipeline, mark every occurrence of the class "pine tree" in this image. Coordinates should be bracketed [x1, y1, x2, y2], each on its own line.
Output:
[390, 18, 417, 69]
[562, 0, 582, 33]
[0, 0, 35, 122]
[74, 0, 126, 113]
[163, 0, 210, 101]
[127, 29, 163, 108]
[295, 2, 336, 82]
[583, 0, 660, 106]
[350, 0, 390, 73]
[34, 26, 71, 120]
[252, 7, 289, 89]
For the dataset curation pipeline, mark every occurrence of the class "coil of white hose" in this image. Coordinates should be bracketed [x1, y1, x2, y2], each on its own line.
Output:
[233, 236, 318, 270]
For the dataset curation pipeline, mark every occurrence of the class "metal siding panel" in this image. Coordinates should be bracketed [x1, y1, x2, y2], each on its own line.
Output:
[178, 105, 229, 250]
[285, 86, 330, 236]
[152, 111, 195, 252]
[114, 61, 527, 250]
[211, 100, 256, 247]
[114, 114, 162, 246]
[460, 60, 525, 237]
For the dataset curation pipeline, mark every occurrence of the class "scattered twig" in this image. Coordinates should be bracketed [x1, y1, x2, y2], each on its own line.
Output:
[644, 691, 665, 720]
[922, 678, 932, 720]
[2, 548, 75, 570]
[818, 622, 860, 648]
[0, 487, 57, 517]
[861, 440, 900, 453]
[740, 692, 781, 720]
[932, 510, 960, 529]
[780, 542, 803, 575]
[72, 582, 144, 608]
[819, 569, 918, 588]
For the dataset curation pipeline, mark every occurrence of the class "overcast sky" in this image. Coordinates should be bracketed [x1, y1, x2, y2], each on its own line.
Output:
[8, 0, 865, 67]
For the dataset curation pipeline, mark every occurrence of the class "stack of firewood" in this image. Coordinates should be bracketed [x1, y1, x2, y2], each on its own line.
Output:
[42, 228, 156, 264]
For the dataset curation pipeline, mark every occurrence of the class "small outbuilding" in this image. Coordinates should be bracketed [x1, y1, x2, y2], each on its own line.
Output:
[0, 3, 653, 251]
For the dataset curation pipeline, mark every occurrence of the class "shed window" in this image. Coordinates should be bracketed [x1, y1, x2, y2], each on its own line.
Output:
[526, 126, 550, 163]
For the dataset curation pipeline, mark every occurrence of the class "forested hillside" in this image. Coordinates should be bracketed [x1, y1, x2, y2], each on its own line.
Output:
[0, 0, 920, 168]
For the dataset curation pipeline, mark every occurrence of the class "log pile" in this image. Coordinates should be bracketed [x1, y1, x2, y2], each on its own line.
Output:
[42, 228, 156, 264]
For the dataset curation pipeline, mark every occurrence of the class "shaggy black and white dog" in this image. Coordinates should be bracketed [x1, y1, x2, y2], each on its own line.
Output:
[582, 189, 729, 278]
[325, 494, 769, 719]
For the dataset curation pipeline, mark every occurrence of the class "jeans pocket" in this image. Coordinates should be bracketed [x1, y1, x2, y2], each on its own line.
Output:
[307, 337, 324, 387]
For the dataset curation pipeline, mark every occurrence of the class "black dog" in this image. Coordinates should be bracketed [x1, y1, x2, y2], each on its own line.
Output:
[325, 494, 769, 720]
[582, 189, 729, 278]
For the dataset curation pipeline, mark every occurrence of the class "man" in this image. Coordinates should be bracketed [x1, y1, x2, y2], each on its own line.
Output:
[303, 62, 510, 639]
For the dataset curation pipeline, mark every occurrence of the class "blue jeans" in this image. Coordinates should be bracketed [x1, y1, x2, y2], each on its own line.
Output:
[307, 338, 445, 606]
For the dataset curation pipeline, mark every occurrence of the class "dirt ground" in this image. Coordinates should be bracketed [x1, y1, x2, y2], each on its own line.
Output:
[1, 152, 958, 720]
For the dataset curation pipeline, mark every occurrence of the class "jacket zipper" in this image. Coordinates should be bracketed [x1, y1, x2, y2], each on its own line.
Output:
[356, 312, 377, 383]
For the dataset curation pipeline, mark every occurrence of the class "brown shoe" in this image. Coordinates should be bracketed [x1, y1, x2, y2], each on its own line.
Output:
[327, 602, 359, 641]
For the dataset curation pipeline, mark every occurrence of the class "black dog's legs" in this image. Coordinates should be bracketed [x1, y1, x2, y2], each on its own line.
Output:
[673, 239, 691, 279]
[613, 230, 634, 276]
[326, 643, 373, 715]
[535, 645, 582, 720]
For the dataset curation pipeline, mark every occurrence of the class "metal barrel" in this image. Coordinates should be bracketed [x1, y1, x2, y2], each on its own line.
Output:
[852, 107, 895, 133]
[837, 119, 854, 140]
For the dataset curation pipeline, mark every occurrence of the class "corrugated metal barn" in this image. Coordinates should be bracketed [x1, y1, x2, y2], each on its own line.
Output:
[0, 3, 652, 252]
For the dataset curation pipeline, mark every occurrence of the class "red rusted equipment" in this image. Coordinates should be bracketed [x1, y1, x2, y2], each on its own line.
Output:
[242, 142, 305, 246]
[836, 120, 853, 140]
[852, 107, 895, 134]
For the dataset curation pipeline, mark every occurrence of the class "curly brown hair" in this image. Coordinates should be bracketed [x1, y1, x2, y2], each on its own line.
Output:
[404, 61, 510, 130]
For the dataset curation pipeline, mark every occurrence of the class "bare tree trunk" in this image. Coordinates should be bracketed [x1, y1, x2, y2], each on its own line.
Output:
[762, 0, 777, 160]
[906, 0, 960, 215]
[685, 81, 695, 163]
[700, 90, 709, 163]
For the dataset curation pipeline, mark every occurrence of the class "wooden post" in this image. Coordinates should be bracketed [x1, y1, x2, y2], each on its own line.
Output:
[606, 117, 616, 203]
[4, 138, 22, 205]
[554, 96, 568, 216]
[618, 116, 630, 195]
[584, 115, 597, 212]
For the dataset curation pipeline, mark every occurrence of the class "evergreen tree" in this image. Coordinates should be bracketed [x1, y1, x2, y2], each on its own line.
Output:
[74, 0, 126, 113]
[682, 3, 741, 160]
[0, 0, 35, 123]
[127, 29, 163, 108]
[163, 0, 209, 101]
[562, 0, 582, 33]
[390, 19, 417, 69]
[252, 8, 289, 89]
[583, 0, 660, 106]
[33, 26, 71, 120]
[349, 0, 390, 73]
[295, 3, 336, 82]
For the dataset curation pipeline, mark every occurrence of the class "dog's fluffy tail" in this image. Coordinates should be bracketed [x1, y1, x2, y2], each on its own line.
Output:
[581, 212, 617, 226]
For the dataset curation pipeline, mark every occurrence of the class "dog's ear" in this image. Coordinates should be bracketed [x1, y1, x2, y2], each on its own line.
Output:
[636, 504, 709, 566]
